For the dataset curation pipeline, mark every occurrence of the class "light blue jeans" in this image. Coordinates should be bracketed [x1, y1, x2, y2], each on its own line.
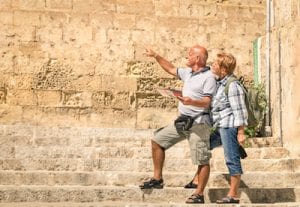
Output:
[210, 127, 243, 176]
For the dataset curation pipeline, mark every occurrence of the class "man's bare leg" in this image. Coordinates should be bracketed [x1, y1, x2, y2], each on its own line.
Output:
[194, 164, 210, 195]
[185, 164, 210, 203]
[152, 140, 165, 180]
[139, 140, 165, 189]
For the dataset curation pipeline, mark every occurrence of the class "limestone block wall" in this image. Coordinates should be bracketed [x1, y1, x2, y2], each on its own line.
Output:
[0, 0, 265, 129]
[267, 0, 300, 153]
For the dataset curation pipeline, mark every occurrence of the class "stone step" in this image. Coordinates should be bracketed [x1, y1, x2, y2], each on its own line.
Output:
[4, 146, 290, 160]
[0, 125, 281, 148]
[0, 185, 299, 203]
[1, 202, 300, 207]
[0, 134, 281, 149]
[1, 158, 299, 172]
[0, 171, 298, 189]
[211, 158, 300, 172]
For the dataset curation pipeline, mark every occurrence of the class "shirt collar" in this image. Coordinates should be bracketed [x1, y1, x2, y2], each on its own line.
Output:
[191, 66, 210, 75]
[217, 74, 234, 86]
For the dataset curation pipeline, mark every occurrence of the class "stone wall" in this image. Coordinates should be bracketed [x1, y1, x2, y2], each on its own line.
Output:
[267, 0, 300, 154]
[0, 0, 265, 129]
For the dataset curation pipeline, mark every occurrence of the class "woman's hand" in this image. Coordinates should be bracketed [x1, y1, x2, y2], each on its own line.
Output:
[237, 126, 246, 145]
[237, 133, 246, 145]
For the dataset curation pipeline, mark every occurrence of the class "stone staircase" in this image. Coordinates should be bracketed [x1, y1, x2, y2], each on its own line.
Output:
[0, 125, 299, 207]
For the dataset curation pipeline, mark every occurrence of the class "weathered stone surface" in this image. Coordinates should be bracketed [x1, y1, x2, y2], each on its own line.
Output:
[0, 0, 266, 128]
[32, 60, 75, 90]
[36, 90, 61, 107]
[6, 90, 37, 106]
[0, 0, 11, 10]
[47, 0, 72, 10]
[0, 171, 299, 189]
[0, 11, 13, 25]
[12, 0, 46, 10]
[1, 202, 300, 207]
[136, 108, 177, 129]
[0, 105, 23, 124]
[13, 11, 41, 26]
[117, 0, 154, 15]
[0, 88, 7, 104]
[0, 186, 299, 203]
[0, 124, 299, 205]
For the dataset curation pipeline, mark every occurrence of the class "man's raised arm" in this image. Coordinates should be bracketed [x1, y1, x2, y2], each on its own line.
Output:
[145, 48, 177, 77]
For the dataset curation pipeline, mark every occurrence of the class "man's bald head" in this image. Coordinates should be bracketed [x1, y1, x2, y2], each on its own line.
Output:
[191, 45, 208, 67]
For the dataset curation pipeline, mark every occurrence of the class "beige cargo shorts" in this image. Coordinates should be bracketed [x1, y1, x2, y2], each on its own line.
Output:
[152, 122, 211, 165]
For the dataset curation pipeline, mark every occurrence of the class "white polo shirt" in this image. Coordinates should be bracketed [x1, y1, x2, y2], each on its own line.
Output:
[177, 67, 217, 124]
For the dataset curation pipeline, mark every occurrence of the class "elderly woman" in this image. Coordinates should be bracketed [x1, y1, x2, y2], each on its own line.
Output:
[210, 52, 248, 204]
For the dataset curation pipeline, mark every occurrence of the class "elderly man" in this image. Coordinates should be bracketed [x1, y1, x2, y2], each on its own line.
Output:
[139, 45, 216, 204]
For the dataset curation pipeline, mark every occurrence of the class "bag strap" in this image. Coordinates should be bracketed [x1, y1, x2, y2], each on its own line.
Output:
[213, 76, 238, 128]
[224, 76, 238, 96]
[191, 111, 209, 120]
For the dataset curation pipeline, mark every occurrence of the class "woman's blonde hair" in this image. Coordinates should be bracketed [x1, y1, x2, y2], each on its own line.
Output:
[216, 53, 236, 74]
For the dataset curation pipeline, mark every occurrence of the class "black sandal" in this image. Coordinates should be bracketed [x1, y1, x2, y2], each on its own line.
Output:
[184, 180, 197, 189]
[139, 178, 164, 189]
[216, 196, 240, 204]
[185, 194, 204, 204]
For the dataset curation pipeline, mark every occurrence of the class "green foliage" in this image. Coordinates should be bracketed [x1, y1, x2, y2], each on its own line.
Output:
[244, 82, 268, 137]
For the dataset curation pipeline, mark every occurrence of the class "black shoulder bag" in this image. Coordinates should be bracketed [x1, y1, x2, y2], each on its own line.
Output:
[174, 112, 208, 132]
